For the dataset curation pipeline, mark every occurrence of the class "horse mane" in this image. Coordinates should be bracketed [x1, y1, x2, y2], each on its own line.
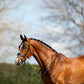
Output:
[30, 38, 57, 53]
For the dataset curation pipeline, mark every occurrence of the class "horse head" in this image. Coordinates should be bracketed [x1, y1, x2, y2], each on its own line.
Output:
[15, 34, 34, 65]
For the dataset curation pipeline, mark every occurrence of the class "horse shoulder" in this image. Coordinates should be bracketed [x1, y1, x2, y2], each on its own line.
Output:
[48, 53, 70, 83]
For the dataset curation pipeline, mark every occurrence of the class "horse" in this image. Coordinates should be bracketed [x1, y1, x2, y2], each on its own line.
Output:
[15, 34, 84, 84]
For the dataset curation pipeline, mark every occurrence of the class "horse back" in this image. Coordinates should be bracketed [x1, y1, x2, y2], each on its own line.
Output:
[71, 55, 84, 64]
[64, 55, 84, 83]
[55, 54, 84, 84]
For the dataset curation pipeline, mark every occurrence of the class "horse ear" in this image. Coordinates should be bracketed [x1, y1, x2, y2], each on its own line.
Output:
[24, 35, 28, 41]
[20, 34, 24, 40]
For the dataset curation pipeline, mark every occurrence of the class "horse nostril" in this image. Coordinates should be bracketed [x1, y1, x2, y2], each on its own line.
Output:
[18, 61, 19, 64]
[17, 61, 20, 65]
[16, 61, 20, 65]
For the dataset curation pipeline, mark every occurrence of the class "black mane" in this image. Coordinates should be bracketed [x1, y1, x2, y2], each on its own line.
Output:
[30, 38, 57, 53]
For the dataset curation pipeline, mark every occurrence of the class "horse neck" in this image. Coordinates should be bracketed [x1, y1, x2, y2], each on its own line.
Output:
[31, 39, 56, 70]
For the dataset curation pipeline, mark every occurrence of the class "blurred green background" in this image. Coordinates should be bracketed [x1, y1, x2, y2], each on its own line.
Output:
[0, 63, 43, 84]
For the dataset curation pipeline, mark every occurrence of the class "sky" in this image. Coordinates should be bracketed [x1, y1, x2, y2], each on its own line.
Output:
[4, 0, 47, 28]
[1, 0, 83, 64]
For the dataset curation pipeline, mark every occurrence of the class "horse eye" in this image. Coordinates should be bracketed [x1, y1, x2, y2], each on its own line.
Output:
[24, 47, 27, 49]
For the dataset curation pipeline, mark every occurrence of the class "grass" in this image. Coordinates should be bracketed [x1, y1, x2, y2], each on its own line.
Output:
[0, 63, 43, 84]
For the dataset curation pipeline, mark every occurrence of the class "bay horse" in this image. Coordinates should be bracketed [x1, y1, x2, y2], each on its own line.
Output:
[15, 34, 84, 84]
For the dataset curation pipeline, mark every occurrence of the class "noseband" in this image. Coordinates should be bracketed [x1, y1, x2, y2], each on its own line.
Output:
[17, 40, 30, 60]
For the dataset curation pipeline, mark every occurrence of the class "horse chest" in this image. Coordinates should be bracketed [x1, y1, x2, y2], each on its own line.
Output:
[42, 74, 53, 84]
[41, 71, 60, 84]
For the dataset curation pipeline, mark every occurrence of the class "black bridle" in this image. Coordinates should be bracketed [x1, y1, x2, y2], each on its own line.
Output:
[17, 40, 30, 61]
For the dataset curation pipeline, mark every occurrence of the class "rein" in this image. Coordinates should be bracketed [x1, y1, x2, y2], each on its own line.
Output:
[42, 52, 57, 77]
[27, 52, 57, 77]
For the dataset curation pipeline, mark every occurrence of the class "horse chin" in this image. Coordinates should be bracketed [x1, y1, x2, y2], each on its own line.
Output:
[16, 63, 21, 65]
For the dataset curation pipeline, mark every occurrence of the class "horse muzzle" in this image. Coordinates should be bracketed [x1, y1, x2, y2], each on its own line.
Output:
[15, 58, 23, 65]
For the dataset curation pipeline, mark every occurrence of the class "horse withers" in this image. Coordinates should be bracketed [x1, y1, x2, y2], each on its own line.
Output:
[15, 34, 84, 84]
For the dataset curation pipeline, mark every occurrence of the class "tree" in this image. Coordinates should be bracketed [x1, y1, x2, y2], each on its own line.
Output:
[42, 0, 84, 55]
[0, 0, 24, 30]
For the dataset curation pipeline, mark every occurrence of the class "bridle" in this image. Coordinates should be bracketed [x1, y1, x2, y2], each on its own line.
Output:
[17, 39, 30, 62]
